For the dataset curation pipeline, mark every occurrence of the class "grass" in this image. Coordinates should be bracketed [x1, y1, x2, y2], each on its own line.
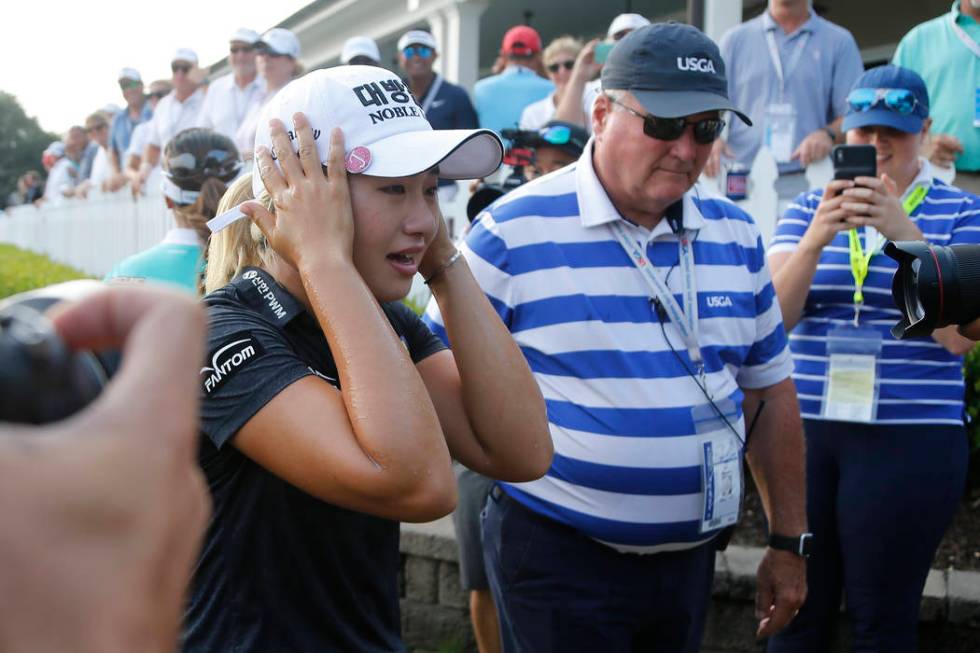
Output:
[0, 244, 91, 300]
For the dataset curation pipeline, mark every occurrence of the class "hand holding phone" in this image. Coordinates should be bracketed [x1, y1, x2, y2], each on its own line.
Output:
[832, 144, 876, 181]
[594, 42, 614, 64]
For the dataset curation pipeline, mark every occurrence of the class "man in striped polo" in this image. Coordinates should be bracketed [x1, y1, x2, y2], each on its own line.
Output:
[425, 23, 808, 652]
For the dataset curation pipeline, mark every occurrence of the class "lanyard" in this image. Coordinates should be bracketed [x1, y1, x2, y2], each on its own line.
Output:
[420, 74, 444, 114]
[847, 185, 928, 321]
[610, 221, 702, 369]
[950, 14, 980, 58]
[765, 27, 811, 100]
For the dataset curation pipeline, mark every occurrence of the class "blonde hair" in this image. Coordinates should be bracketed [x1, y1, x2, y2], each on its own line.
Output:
[543, 36, 583, 67]
[204, 174, 279, 293]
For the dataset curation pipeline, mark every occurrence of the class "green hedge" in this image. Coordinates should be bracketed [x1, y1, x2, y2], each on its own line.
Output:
[964, 346, 980, 453]
[0, 244, 91, 300]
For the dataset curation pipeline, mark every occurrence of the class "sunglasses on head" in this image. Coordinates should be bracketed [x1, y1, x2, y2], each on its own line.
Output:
[230, 45, 254, 55]
[149, 90, 168, 100]
[546, 60, 575, 73]
[607, 95, 725, 145]
[402, 45, 433, 59]
[171, 63, 192, 74]
[847, 87, 920, 116]
[119, 79, 141, 90]
[539, 125, 573, 146]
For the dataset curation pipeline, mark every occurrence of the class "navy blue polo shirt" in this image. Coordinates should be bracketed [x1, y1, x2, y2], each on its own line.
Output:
[416, 73, 479, 131]
[184, 267, 445, 653]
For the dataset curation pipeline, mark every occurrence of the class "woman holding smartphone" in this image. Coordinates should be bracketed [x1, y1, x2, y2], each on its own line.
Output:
[184, 66, 552, 652]
[766, 65, 980, 651]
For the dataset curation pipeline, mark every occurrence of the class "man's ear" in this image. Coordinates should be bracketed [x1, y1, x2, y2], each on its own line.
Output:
[164, 197, 175, 210]
[592, 94, 612, 138]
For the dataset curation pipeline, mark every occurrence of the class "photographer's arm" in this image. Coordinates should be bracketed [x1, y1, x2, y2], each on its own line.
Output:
[233, 118, 456, 522]
[417, 232, 552, 482]
[0, 287, 209, 653]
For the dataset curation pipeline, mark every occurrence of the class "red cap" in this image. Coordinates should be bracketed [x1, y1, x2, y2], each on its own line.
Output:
[500, 25, 542, 56]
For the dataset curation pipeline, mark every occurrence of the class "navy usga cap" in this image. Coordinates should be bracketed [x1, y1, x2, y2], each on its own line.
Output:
[601, 22, 752, 126]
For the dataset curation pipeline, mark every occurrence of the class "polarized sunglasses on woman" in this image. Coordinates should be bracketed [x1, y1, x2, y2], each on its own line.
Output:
[607, 95, 725, 145]
[847, 87, 920, 116]
[546, 60, 575, 73]
[402, 45, 433, 59]
[171, 63, 192, 74]
[119, 79, 141, 91]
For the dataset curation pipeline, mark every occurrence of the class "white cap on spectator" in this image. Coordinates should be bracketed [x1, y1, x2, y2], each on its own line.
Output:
[172, 48, 199, 65]
[44, 141, 66, 157]
[250, 66, 501, 197]
[230, 28, 260, 44]
[259, 28, 301, 58]
[341, 36, 381, 64]
[118, 67, 141, 82]
[101, 103, 122, 117]
[397, 30, 438, 53]
[607, 13, 650, 38]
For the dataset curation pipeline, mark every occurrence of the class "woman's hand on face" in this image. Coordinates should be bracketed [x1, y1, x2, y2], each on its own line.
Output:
[244, 114, 355, 270]
[418, 199, 457, 281]
[799, 179, 856, 251]
[840, 174, 920, 241]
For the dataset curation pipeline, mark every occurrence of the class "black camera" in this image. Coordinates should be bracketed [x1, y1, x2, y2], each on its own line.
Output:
[465, 128, 535, 222]
[0, 282, 115, 424]
[885, 241, 980, 339]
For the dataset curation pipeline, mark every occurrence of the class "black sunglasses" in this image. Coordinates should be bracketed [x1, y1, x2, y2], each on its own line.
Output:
[546, 60, 575, 73]
[230, 45, 255, 55]
[171, 63, 192, 74]
[119, 79, 141, 91]
[607, 95, 725, 145]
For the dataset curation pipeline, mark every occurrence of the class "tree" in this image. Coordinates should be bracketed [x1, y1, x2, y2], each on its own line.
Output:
[0, 91, 59, 205]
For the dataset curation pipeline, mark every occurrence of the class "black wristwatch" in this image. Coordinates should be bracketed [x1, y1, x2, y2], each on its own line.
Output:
[768, 532, 813, 558]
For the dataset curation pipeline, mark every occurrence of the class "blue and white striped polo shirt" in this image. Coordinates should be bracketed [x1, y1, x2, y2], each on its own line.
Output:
[769, 159, 980, 425]
[424, 146, 793, 553]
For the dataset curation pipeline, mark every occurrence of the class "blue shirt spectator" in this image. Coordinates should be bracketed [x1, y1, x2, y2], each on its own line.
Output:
[110, 102, 153, 165]
[474, 26, 554, 136]
[718, 1, 863, 174]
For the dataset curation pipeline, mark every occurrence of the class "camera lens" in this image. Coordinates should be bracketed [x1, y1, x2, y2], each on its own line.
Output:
[886, 241, 980, 339]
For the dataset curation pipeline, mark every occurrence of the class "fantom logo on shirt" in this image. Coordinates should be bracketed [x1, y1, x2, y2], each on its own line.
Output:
[201, 334, 266, 394]
[677, 57, 716, 73]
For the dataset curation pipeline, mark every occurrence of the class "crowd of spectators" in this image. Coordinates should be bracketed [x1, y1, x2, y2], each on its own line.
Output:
[5, 3, 980, 653]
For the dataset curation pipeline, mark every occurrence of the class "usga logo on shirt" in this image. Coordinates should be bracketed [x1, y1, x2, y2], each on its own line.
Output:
[707, 294, 733, 308]
[677, 57, 716, 73]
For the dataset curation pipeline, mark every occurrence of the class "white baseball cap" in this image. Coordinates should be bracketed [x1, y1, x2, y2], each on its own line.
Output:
[607, 13, 650, 38]
[397, 30, 438, 53]
[230, 28, 260, 45]
[251, 66, 502, 197]
[118, 67, 141, 82]
[259, 28, 301, 59]
[172, 48, 199, 65]
[341, 36, 381, 64]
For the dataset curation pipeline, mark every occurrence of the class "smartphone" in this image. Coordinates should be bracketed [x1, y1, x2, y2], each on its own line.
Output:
[832, 144, 877, 181]
[594, 42, 614, 64]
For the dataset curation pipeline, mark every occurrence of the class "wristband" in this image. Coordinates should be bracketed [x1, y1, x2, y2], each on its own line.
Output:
[823, 127, 837, 143]
[423, 250, 462, 285]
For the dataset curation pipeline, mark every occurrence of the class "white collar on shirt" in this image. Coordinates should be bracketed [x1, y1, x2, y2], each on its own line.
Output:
[904, 157, 935, 200]
[574, 138, 707, 238]
[162, 227, 201, 246]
